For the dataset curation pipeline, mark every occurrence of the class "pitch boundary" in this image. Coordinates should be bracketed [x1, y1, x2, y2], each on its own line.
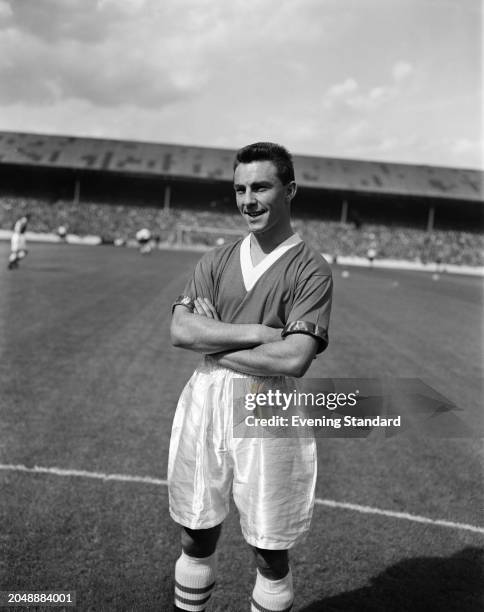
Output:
[1, 463, 482, 535]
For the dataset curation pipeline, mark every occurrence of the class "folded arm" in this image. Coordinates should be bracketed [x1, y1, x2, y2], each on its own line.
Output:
[171, 299, 281, 354]
[212, 333, 319, 378]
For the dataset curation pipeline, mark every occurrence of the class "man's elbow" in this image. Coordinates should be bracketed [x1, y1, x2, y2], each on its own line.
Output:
[170, 321, 192, 349]
[170, 327, 184, 348]
[278, 336, 320, 377]
[283, 355, 312, 378]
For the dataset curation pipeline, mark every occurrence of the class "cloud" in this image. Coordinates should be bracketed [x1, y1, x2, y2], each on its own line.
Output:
[348, 85, 397, 110]
[0, 0, 480, 170]
[444, 138, 483, 167]
[339, 120, 370, 144]
[392, 60, 413, 82]
[0, 28, 194, 107]
[0, 0, 343, 111]
[6, 0, 114, 43]
[450, 138, 481, 155]
[0, 0, 219, 108]
[338, 133, 483, 170]
[327, 78, 358, 97]
[0, 0, 12, 20]
[323, 60, 417, 113]
[413, 137, 482, 169]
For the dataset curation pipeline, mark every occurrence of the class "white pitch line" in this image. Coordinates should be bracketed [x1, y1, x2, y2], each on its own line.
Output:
[1, 463, 483, 535]
[313, 498, 484, 535]
[0, 463, 168, 487]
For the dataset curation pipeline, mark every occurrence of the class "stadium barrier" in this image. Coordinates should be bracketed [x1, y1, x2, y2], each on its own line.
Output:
[0, 229, 102, 246]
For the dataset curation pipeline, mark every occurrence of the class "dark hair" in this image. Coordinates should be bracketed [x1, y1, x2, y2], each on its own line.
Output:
[233, 142, 295, 185]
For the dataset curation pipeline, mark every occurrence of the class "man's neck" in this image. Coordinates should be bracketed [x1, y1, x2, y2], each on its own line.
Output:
[251, 226, 294, 255]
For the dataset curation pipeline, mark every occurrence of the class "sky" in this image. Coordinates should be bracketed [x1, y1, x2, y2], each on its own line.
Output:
[0, 0, 481, 169]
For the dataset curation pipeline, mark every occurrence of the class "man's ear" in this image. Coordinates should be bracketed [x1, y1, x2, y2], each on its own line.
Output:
[286, 181, 297, 202]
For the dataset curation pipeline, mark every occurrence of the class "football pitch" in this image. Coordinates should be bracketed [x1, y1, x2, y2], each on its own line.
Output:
[1, 242, 483, 611]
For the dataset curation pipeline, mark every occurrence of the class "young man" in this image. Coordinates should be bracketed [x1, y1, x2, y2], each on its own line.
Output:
[8, 213, 30, 270]
[169, 142, 333, 611]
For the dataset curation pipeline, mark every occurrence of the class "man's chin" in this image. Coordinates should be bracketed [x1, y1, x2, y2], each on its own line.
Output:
[250, 226, 273, 238]
[248, 222, 266, 233]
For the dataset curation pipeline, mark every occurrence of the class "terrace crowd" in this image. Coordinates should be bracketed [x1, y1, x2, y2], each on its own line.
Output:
[1, 196, 482, 267]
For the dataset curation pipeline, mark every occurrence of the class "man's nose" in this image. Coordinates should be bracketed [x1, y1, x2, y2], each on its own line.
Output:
[243, 189, 256, 206]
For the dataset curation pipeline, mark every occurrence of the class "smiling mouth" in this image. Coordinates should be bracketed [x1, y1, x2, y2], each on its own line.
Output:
[246, 210, 266, 218]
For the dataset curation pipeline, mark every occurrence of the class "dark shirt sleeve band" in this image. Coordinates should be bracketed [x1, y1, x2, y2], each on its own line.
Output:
[282, 320, 328, 353]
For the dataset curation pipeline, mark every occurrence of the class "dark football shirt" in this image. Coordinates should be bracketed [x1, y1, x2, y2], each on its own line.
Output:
[175, 233, 333, 352]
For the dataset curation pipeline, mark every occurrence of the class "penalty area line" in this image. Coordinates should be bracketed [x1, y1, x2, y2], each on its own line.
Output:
[1, 462, 483, 535]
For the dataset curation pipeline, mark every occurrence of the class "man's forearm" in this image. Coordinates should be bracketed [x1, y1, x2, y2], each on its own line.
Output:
[213, 341, 306, 377]
[171, 311, 279, 353]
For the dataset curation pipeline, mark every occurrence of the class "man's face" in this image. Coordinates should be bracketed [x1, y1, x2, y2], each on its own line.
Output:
[233, 160, 295, 236]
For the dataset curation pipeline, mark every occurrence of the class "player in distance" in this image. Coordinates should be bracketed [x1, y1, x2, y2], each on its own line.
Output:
[136, 228, 153, 254]
[7, 214, 31, 270]
[169, 142, 333, 611]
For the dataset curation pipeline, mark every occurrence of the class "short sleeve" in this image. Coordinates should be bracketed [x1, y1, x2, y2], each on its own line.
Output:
[283, 273, 333, 353]
[172, 251, 216, 313]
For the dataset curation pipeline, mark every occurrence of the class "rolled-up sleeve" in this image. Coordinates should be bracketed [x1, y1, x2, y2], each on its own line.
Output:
[283, 274, 333, 353]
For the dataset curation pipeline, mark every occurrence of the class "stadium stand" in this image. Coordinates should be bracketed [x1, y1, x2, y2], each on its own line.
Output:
[0, 131, 481, 201]
[1, 196, 483, 266]
[0, 131, 483, 266]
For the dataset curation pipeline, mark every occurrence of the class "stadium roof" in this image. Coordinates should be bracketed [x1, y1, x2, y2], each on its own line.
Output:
[0, 131, 482, 202]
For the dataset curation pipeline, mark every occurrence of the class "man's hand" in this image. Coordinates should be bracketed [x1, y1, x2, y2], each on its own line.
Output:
[194, 298, 281, 343]
[172, 303, 276, 353]
[193, 297, 220, 320]
[259, 326, 283, 344]
[171, 298, 283, 354]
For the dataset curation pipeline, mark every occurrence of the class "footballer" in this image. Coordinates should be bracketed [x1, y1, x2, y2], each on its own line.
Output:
[8, 214, 31, 270]
[169, 143, 333, 611]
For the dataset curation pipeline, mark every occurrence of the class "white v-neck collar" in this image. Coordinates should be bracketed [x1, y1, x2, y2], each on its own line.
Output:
[239, 233, 302, 292]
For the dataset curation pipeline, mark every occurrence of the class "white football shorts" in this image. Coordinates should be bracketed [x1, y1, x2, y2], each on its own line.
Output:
[11, 233, 26, 254]
[168, 357, 317, 550]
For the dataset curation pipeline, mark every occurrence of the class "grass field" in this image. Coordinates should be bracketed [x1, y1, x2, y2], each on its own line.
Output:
[1, 242, 483, 612]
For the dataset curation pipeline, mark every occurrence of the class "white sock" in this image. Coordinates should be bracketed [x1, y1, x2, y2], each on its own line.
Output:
[174, 550, 217, 611]
[251, 569, 294, 611]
